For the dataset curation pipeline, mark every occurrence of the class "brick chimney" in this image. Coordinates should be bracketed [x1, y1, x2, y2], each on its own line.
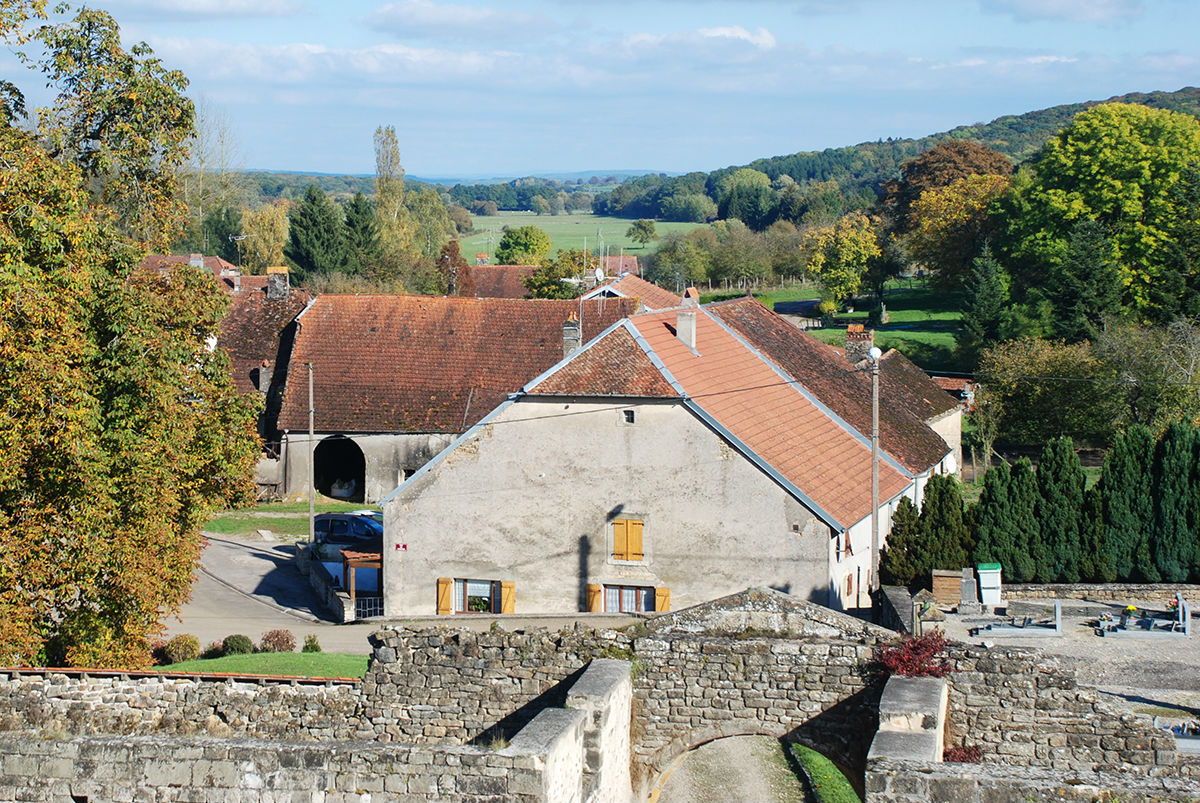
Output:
[563, 312, 582, 359]
[845, 324, 874, 364]
[266, 266, 290, 301]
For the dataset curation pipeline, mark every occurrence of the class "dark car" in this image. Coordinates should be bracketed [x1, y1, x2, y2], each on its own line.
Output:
[312, 512, 383, 561]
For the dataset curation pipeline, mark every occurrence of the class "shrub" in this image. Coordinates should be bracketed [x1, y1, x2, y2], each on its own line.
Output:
[150, 639, 169, 665]
[201, 640, 225, 659]
[223, 634, 254, 655]
[873, 630, 952, 678]
[302, 634, 322, 653]
[943, 744, 983, 763]
[259, 629, 296, 653]
[163, 634, 200, 665]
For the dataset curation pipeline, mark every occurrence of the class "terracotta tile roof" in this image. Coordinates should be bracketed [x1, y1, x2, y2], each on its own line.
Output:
[932, 376, 972, 393]
[527, 324, 680, 398]
[601, 255, 640, 276]
[139, 254, 242, 289]
[631, 309, 912, 529]
[470, 265, 538, 298]
[706, 298, 952, 475]
[277, 295, 637, 433]
[879, 351, 963, 420]
[585, 275, 682, 312]
[218, 284, 312, 395]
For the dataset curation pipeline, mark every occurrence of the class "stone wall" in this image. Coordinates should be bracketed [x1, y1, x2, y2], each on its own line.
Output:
[945, 645, 1176, 775]
[1002, 583, 1200, 603]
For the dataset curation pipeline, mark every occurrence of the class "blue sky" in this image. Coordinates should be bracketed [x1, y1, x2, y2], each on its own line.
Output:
[44, 0, 1200, 177]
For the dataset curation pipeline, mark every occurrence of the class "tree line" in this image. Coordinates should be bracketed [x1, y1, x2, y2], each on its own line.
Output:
[884, 426, 1200, 588]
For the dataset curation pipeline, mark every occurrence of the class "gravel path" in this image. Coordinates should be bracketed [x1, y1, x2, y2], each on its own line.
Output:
[656, 735, 805, 803]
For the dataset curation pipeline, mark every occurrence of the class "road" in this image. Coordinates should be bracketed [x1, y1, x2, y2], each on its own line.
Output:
[655, 735, 805, 803]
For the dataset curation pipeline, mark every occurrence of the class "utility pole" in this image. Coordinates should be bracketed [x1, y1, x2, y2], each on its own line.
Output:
[870, 346, 882, 593]
[308, 363, 315, 545]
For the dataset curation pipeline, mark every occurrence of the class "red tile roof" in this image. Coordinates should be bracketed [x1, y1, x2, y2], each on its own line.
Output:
[277, 295, 637, 433]
[879, 351, 963, 420]
[139, 254, 242, 289]
[218, 284, 312, 395]
[601, 255, 640, 276]
[527, 304, 915, 528]
[470, 265, 538, 298]
[706, 298, 952, 474]
[586, 275, 682, 312]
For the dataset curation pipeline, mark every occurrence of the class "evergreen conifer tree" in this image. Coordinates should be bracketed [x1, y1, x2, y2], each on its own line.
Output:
[1006, 458, 1040, 582]
[1045, 220, 1122, 343]
[1100, 425, 1157, 580]
[1152, 422, 1194, 581]
[919, 475, 970, 571]
[880, 496, 924, 587]
[343, 191, 380, 276]
[1036, 437, 1086, 582]
[284, 184, 349, 280]
[973, 462, 1013, 569]
[1081, 483, 1111, 581]
[958, 245, 1008, 356]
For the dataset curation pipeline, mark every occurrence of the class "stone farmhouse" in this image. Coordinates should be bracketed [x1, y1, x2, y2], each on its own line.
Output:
[380, 294, 961, 617]
[272, 294, 638, 503]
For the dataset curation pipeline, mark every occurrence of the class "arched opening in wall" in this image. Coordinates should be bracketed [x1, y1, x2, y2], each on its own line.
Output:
[314, 435, 365, 503]
[653, 734, 813, 803]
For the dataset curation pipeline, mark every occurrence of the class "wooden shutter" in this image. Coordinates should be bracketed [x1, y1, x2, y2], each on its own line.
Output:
[612, 520, 628, 560]
[436, 577, 453, 615]
[628, 520, 644, 560]
[586, 584, 602, 612]
[655, 586, 670, 612]
[500, 581, 515, 614]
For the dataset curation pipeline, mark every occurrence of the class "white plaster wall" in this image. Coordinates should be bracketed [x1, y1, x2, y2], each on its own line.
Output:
[927, 409, 963, 474]
[383, 398, 832, 616]
[281, 431, 456, 503]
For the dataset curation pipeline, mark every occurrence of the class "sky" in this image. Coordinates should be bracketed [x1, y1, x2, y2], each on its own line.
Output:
[14, 0, 1200, 178]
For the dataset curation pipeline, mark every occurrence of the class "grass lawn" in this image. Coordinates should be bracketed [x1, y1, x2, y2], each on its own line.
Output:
[203, 496, 379, 539]
[456, 211, 702, 261]
[788, 744, 861, 803]
[159, 651, 368, 678]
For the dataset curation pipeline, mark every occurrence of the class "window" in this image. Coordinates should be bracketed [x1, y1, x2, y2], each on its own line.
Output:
[611, 518, 644, 561]
[605, 585, 655, 613]
[436, 578, 514, 615]
[622, 409, 636, 425]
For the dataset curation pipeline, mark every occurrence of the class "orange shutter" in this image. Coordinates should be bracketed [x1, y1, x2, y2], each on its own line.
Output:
[655, 586, 670, 612]
[628, 520, 644, 560]
[436, 577, 453, 615]
[586, 584, 602, 612]
[500, 581, 515, 614]
[613, 520, 628, 560]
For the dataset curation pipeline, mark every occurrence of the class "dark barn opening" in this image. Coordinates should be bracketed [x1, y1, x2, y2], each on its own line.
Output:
[314, 435, 366, 503]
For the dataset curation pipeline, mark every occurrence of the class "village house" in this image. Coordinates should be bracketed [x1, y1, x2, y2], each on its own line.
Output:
[581, 272, 682, 312]
[271, 294, 637, 503]
[380, 294, 961, 617]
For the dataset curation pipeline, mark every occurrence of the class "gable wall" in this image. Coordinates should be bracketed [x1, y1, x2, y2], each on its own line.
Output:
[383, 398, 833, 616]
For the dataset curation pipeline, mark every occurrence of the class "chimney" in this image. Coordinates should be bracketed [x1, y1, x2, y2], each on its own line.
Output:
[476, 253, 489, 266]
[563, 312, 582, 359]
[845, 324, 874, 364]
[682, 287, 700, 307]
[266, 266, 290, 300]
[255, 359, 273, 394]
[676, 287, 700, 351]
[188, 253, 205, 270]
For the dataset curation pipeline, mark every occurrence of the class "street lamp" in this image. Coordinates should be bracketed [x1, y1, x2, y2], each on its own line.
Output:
[869, 345, 882, 594]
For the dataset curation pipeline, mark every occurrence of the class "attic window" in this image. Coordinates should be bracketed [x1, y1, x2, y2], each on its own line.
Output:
[622, 409, 636, 425]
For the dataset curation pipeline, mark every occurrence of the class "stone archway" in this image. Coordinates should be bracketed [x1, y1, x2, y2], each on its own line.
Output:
[314, 435, 366, 503]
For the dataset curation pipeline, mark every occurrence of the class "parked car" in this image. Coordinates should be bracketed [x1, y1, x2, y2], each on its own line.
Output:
[312, 512, 382, 561]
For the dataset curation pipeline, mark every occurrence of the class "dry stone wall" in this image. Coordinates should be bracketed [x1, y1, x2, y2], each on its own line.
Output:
[1002, 583, 1200, 603]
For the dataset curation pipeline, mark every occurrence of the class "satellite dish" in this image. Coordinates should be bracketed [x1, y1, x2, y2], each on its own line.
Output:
[594, 267, 605, 283]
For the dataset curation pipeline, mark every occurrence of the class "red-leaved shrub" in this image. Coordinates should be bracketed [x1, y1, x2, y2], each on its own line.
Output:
[259, 629, 296, 653]
[943, 744, 983, 763]
[873, 630, 952, 678]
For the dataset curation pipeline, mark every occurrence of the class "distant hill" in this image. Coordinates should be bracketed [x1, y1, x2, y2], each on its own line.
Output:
[739, 86, 1200, 195]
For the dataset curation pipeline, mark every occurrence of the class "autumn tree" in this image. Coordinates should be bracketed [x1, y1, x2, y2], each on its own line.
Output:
[176, 98, 250, 254]
[0, 125, 259, 668]
[523, 249, 595, 299]
[710, 219, 772, 286]
[437, 240, 474, 297]
[496, 225, 552, 265]
[647, 230, 713, 290]
[906, 173, 1010, 292]
[240, 199, 289, 273]
[373, 124, 415, 278]
[804, 212, 881, 308]
[885, 140, 1013, 231]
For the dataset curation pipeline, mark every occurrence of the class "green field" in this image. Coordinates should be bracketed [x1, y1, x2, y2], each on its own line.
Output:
[160, 651, 368, 678]
[204, 497, 378, 540]
[458, 211, 703, 262]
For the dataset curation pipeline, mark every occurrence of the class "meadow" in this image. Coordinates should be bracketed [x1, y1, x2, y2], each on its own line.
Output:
[457, 211, 703, 261]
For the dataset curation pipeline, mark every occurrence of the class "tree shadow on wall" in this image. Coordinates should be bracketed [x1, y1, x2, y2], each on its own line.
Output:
[468, 664, 588, 748]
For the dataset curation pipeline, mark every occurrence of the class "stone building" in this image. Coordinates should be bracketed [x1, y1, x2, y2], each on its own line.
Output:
[381, 295, 961, 617]
[273, 294, 637, 503]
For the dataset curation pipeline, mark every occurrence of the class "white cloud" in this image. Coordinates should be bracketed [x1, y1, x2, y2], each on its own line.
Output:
[365, 0, 553, 42]
[108, 0, 303, 18]
[980, 0, 1144, 24]
[697, 26, 776, 50]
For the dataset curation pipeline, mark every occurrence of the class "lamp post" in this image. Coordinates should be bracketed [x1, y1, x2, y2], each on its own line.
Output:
[869, 345, 882, 594]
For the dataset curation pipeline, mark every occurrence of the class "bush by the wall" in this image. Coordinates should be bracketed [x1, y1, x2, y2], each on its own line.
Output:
[302, 634, 322, 653]
[873, 631, 951, 678]
[201, 640, 224, 659]
[163, 634, 200, 665]
[223, 634, 254, 655]
[259, 629, 296, 653]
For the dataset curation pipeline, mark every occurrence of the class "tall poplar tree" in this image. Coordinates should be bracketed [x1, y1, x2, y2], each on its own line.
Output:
[1036, 437, 1086, 582]
[1100, 425, 1156, 581]
[1152, 422, 1194, 582]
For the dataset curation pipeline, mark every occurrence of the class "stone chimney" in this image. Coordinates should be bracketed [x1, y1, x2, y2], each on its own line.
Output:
[563, 312, 582, 359]
[188, 253, 205, 270]
[676, 287, 700, 351]
[255, 359, 273, 394]
[845, 324, 874, 364]
[266, 266, 290, 300]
